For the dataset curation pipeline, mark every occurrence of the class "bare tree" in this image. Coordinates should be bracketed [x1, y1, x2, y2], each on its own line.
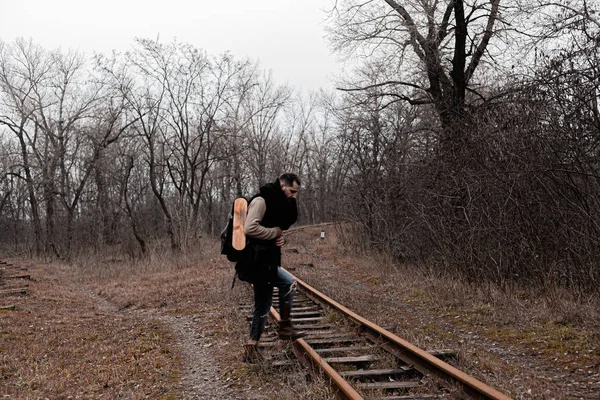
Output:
[242, 71, 292, 187]
[0, 39, 46, 254]
[98, 41, 182, 250]
[329, 0, 507, 157]
[99, 39, 262, 250]
[295, 92, 342, 223]
[221, 59, 261, 198]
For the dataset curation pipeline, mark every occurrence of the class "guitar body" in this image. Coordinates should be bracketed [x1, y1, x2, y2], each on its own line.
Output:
[232, 197, 248, 251]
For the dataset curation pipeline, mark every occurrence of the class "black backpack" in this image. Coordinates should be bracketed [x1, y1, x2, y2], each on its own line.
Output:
[220, 197, 248, 262]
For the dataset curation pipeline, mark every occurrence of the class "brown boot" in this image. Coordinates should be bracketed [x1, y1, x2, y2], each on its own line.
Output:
[278, 300, 306, 340]
[277, 319, 306, 340]
[242, 343, 263, 363]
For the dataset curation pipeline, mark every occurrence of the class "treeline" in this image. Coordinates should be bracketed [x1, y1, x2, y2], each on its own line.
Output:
[0, 38, 343, 257]
[2, 1, 600, 293]
[328, 0, 600, 294]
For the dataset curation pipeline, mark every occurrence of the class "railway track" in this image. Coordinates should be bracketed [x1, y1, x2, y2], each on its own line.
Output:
[240, 268, 512, 400]
[0, 260, 30, 307]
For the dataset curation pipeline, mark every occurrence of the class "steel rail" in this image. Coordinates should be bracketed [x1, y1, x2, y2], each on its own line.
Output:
[286, 270, 513, 400]
[270, 308, 364, 400]
[283, 222, 339, 235]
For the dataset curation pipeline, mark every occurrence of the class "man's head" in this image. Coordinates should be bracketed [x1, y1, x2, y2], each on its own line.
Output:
[279, 172, 301, 199]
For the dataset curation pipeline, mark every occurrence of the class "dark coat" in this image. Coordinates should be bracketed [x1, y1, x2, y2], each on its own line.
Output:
[236, 178, 298, 284]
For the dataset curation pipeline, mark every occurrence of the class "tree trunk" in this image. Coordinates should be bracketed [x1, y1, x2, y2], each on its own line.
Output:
[16, 128, 43, 254]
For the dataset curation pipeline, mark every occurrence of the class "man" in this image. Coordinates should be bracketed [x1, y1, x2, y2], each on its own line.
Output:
[237, 172, 305, 362]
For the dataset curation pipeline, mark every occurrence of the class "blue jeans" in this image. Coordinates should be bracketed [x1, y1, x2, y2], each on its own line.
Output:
[250, 267, 294, 340]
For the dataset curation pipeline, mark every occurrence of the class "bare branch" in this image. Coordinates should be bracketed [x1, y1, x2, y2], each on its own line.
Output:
[336, 79, 427, 92]
[465, 0, 501, 84]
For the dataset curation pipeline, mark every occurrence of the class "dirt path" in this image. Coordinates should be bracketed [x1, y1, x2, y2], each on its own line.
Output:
[10, 234, 597, 400]
[82, 287, 244, 399]
[156, 314, 242, 399]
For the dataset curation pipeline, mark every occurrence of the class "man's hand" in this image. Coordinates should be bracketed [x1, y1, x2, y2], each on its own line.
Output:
[275, 235, 285, 247]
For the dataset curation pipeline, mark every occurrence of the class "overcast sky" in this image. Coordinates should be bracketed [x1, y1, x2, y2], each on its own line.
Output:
[0, 0, 342, 92]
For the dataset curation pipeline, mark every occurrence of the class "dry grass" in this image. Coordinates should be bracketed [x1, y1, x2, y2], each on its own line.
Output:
[0, 261, 180, 399]
[3, 230, 600, 399]
[22, 237, 334, 399]
[284, 225, 600, 399]
[1, 237, 335, 399]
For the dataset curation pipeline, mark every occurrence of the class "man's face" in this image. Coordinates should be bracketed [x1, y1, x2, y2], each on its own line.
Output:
[282, 182, 300, 199]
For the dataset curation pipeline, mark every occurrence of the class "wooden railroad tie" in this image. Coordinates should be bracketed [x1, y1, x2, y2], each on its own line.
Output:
[363, 395, 438, 400]
[303, 330, 343, 338]
[290, 316, 325, 323]
[338, 366, 417, 379]
[323, 354, 380, 366]
[257, 341, 280, 348]
[427, 349, 457, 360]
[305, 337, 364, 346]
[0, 266, 27, 272]
[0, 288, 28, 296]
[271, 359, 298, 369]
[291, 310, 323, 317]
[314, 345, 374, 355]
[356, 380, 421, 391]
[3, 274, 31, 280]
[291, 306, 323, 312]
[293, 323, 335, 330]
